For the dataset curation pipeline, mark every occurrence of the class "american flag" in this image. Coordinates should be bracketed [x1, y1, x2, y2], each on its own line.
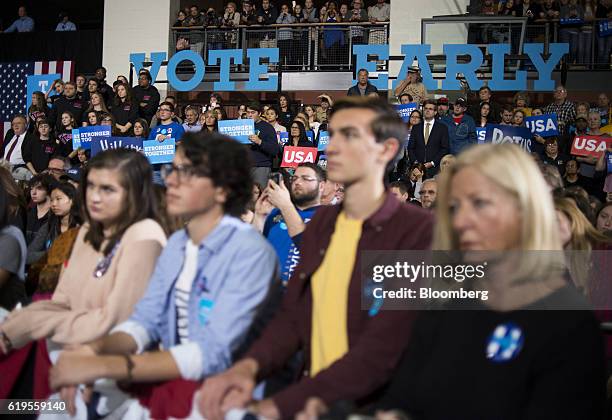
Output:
[0, 60, 75, 142]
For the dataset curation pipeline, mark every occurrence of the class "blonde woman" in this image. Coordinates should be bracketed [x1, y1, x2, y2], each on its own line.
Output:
[554, 195, 610, 295]
[85, 92, 110, 116]
[438, 154, 456, 174]
[375, 143, 605, 419]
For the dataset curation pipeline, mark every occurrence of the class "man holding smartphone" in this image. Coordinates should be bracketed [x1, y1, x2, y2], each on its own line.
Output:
[246, 102, 280, 188]
[252, 164, 324, 287]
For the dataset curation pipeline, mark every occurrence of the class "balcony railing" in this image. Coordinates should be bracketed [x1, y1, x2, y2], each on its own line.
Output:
[170, 22, 389, 72]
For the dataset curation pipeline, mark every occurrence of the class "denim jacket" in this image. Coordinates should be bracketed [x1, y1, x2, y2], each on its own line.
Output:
[113, 216, 279, 380]
[440, 114, 477, 155]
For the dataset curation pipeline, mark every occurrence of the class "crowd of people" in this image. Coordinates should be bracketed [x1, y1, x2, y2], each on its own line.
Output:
[0, 91, 611, 419]
[474, 0, 612, 66]
[0, 24, 612, 417]
[173, 0, 390, 67]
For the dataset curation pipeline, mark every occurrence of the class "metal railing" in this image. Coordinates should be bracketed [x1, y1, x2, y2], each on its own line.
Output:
[171, 22, 389, 72]
[422, 16, 612, 72]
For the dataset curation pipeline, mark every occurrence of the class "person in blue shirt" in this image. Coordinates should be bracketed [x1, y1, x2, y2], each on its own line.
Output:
[149, 101, 185, 184]
[253, 163, 324, 286]
[148, 101, 185, 143]
[48, 132, 280, 418]
[55, 12, 77, 31]
[1, 6, 34, 33]
[440, 97, 477, 155]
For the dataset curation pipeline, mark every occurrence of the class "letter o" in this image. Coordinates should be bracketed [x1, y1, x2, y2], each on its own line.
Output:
[167, 50, 205, 91]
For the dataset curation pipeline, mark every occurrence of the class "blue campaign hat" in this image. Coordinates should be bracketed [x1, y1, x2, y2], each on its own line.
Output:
[61, 168, 82, 183]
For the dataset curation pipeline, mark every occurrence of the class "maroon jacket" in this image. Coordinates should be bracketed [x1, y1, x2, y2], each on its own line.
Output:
[245, 193, 434, 418]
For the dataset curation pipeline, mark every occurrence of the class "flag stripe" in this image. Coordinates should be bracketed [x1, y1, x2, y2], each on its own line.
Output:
[49, 61, 56, 74]
[34, 62, 42, 75]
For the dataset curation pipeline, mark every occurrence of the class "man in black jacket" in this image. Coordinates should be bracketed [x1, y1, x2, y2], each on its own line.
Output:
[1, 114, 35, 180]
[132, 70, 161, 125]
[347, 69, 379, 97]
[49, 82, 85, 130]
[408, 99, 450, 179]
[247, 102, 280, 187]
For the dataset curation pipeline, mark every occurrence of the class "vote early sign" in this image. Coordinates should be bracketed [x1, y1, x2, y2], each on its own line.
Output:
[571, 135, 612, 158]
[525, 113, 559, 137]
[281, 146, 318, 168]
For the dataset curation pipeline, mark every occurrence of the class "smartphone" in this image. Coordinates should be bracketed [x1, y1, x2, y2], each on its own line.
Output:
[269, 172, 282, 184]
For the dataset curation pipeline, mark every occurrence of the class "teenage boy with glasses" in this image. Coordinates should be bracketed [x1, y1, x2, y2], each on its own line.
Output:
[48, 133, 279, 419]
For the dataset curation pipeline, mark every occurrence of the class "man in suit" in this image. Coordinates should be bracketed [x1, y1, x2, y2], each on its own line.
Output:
[1, 114, 35, 181]
[408, 99, 449, 179]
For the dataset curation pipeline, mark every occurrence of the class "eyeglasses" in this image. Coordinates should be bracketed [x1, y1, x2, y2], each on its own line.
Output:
[161, 163, 209, 183]
[159, 107, 172, 112]
[46, 168, 65, 175]
[290, 175, 318, 183]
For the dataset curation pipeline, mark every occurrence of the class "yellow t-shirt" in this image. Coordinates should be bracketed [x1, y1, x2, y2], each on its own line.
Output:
[310, 212, 363, 377]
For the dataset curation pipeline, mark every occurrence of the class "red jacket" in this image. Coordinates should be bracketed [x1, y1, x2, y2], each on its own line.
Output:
[245, 193, 434, 418]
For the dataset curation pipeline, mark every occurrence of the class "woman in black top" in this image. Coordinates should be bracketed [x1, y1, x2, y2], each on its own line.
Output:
[27, 182, 81, 265]
[277, 93, 295, 128]
[373, 144, 606, 420]
[27, 91, 50, 134]
[25, 174, 56, 245]
[111, 83, 138, 135]
[55, 112, 77, 159]
[285, 120, 313, 149]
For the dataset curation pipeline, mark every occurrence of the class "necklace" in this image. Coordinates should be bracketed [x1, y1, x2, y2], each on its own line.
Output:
[93, 241, 121, 279]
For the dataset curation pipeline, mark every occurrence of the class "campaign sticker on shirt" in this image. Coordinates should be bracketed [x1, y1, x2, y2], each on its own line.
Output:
[486, 322, 524, 362]
[198, 298, 215, 326]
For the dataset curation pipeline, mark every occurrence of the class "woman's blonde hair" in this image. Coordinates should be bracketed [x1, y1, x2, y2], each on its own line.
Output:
[434, 143, 565, 284]
[554, 196, 610, 294]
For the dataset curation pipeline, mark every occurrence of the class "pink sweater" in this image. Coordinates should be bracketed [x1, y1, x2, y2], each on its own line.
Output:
[1, 219, 166, 349]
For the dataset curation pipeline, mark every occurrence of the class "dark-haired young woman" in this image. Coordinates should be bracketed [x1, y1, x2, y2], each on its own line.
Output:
[26, 182, 81, 265]
[27, 91, 50, 134]
[0, 149, 166, 400]
[111, 83, 138, 134]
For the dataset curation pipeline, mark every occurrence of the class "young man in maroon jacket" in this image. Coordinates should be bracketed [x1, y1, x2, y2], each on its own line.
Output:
[199, 97, 434, 420]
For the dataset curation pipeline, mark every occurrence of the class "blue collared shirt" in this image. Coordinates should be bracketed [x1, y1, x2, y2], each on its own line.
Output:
[55, 21, 77, 31]
[113, 216, 280, 380]
[4, 16, 34, 33]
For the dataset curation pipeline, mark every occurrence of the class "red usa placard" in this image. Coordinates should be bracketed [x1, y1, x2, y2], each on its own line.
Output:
[281, 146, 318, 168]
[571, 135, 612, 158]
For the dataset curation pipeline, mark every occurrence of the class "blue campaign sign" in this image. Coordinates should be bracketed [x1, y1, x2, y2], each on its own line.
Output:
[143, 139, 176, 164]
[395, 103, 419, 123]
[26, 74, 60, 111]
[599, 21, 612, 37]
[607, 152, 612, 173]
[318, 131, 330, 151]
[306, 130, 314, 143]
[91, 137, 143, 157]
[72, 126, 112, 150]
[484, 124, 533, 153]
[476, 127, 487, 144]
[279, 131, 289, 145]
[525, 113, 559, 137]
[218, 119, 255, 144]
